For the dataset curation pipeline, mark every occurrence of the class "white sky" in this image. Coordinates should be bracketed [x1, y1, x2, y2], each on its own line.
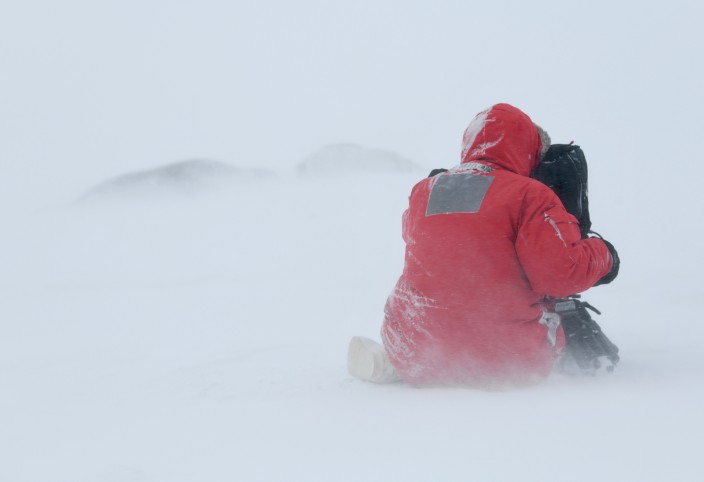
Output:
[1, 0, 702, 206]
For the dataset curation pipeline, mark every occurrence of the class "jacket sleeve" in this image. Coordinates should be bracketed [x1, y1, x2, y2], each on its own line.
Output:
[515, 184, 612, 297]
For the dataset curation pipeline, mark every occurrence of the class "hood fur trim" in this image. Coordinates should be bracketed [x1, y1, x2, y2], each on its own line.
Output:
[535, 124, 551, 161]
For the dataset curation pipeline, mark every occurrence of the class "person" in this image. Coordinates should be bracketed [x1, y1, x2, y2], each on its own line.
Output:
[348, 103, 619, 387]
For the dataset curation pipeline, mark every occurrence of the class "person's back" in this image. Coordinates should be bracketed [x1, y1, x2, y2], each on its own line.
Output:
[380, 103, 615, 387]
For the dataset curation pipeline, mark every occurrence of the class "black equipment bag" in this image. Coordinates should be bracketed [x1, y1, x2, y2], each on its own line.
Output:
[532, 144, 592, 238]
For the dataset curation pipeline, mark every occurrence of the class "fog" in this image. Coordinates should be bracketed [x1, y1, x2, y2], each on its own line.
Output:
[3, 1, 701, 208]
[1, 1, 703, 481]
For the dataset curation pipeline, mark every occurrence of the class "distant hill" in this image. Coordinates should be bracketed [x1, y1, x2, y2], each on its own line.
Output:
[82, 159, 275, 200]
[296, 143, 421, 175]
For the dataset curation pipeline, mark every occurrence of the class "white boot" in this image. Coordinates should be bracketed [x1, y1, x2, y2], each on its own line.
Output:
[347, 336, 400, 383]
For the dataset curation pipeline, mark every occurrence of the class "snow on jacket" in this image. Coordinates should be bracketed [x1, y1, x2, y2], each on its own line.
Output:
[381, 103, 613, 387]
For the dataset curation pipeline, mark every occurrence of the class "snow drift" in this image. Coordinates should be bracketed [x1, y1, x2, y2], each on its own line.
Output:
[81, 159, 275, 201]
[296, 143, 421, 175]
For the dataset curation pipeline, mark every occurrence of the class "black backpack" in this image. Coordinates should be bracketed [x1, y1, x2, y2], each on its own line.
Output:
[531, 144, 592, 238]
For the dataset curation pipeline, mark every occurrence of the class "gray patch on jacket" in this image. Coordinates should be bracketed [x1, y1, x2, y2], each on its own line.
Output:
[426, 173, 494, 216]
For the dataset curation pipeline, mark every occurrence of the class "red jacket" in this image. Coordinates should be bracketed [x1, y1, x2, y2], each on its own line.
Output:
[381, 104, 613, 387]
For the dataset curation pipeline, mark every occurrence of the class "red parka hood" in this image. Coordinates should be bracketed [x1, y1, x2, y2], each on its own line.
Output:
[461, 103, 542, 177]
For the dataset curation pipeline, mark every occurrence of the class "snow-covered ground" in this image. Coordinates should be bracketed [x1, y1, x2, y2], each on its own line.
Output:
[1, 157, 702, 481]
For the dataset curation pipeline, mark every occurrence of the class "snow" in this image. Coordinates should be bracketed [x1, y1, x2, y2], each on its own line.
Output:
[1, 1, 703, 481]
[461, 108, 491, 160]
[296, 143, 420, 174]
[2, 169, 702, 482]
[82, 160, 275, 201]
